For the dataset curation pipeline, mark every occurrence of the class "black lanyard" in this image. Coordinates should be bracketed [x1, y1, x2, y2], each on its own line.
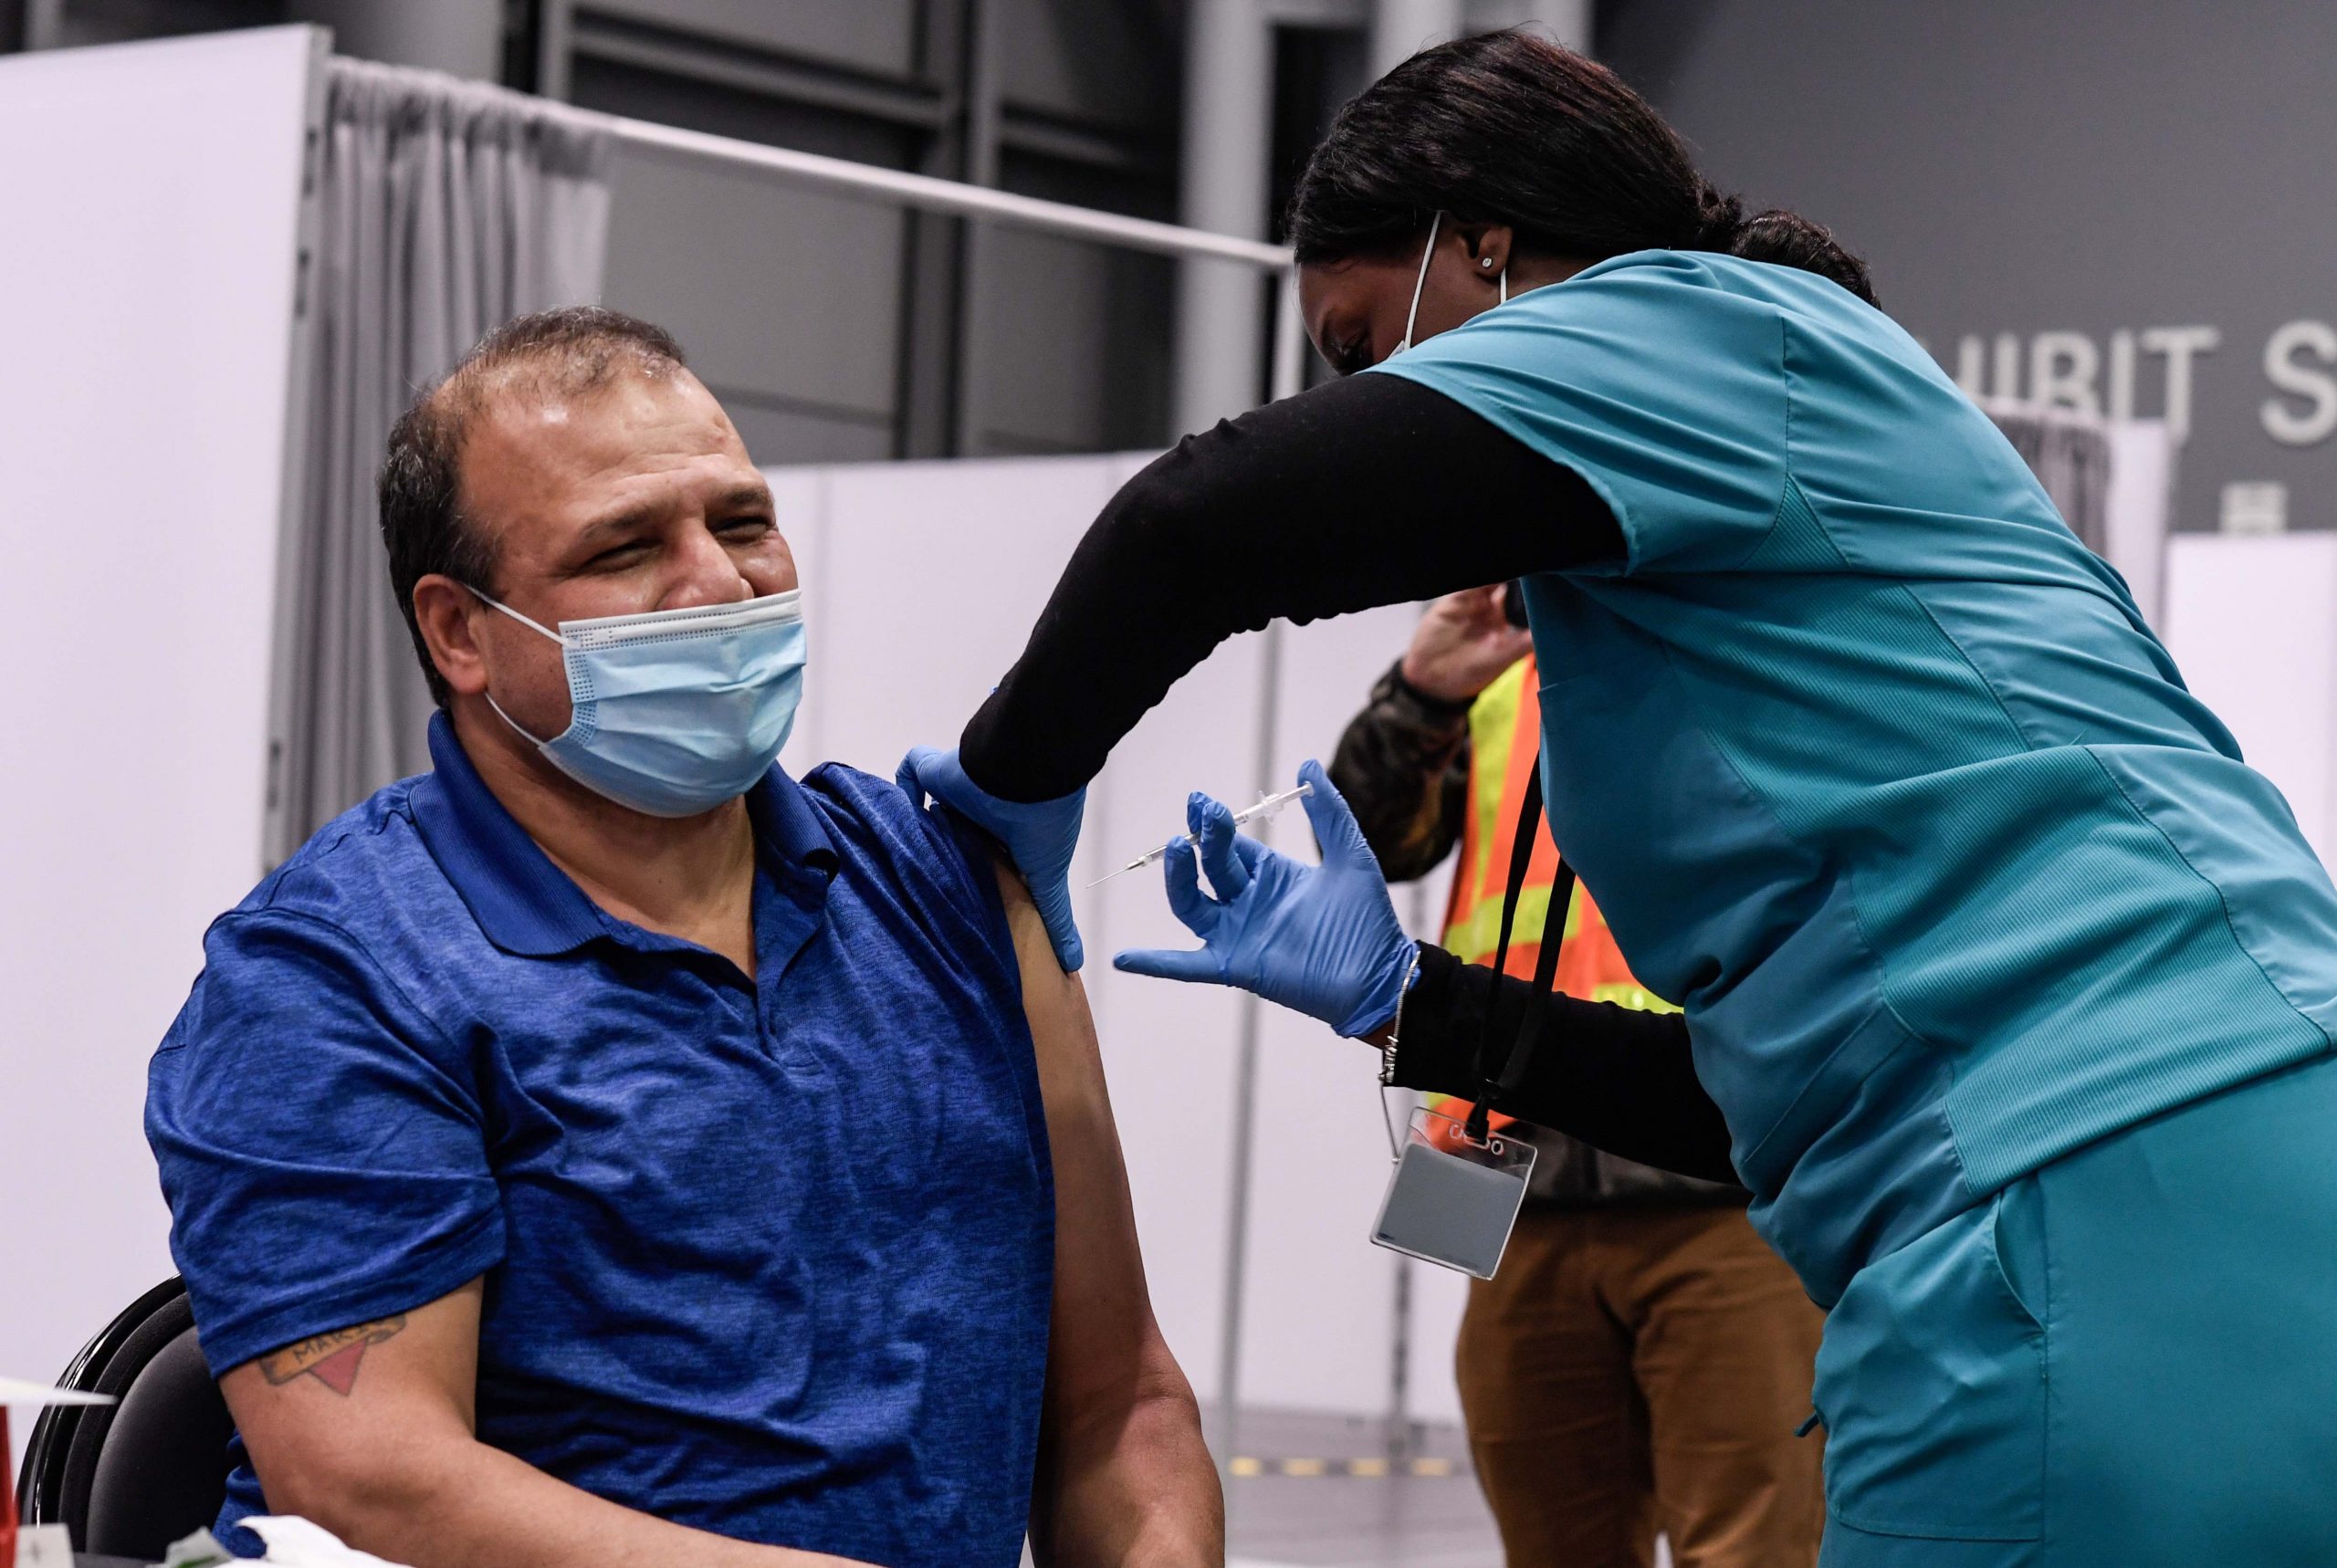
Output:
[1462, 771, 1574, 1145]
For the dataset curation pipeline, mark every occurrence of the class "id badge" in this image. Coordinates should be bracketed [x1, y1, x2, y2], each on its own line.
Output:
[1370, 1106, 1536, 1279]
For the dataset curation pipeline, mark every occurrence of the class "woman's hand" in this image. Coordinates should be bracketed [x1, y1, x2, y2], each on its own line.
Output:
[900, 746, 1087, 969]
[1399, 584, 1534, 703]
[1113, 759, 1418, 1037]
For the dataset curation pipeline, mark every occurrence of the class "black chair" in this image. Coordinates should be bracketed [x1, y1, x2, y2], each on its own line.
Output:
[17, 1277, 236, 1559]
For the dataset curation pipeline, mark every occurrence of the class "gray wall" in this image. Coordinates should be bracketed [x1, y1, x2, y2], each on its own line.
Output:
[1599, 0, 2337, 532]
[563, 0, 1179, 464]
[26, 0, 278, 47]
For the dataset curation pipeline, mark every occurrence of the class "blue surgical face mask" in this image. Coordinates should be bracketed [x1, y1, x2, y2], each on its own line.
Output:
[467, 587, 807, 818]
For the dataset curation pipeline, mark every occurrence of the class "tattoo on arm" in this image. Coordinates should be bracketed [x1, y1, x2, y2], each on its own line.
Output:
[257, 1315, 408, 1396]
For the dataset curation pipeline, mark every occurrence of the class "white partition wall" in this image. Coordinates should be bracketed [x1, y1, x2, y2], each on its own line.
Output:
[1246, 605, 1474, 1424]
[0, 28, 322, 1408]
[1073, 454, 1274, 1415]
[768, 455, 1457, 1427]
[2105, 420, 2176, 626]
[2164, 533, 2337, 862]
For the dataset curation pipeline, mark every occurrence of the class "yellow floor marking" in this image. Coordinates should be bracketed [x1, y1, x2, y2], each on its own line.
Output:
[1225, 1455, 1467, 1479]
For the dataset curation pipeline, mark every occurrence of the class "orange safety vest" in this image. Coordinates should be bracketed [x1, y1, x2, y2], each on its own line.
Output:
[1422, 654, 1676, 1145]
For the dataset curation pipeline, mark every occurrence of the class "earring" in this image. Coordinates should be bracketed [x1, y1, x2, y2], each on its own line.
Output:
[1481, 256, 1494, 268]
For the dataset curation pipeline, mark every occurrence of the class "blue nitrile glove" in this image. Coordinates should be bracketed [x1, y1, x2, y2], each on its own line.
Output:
[898, 745, 1088, 970]
[1113, 758, 1418, 1037]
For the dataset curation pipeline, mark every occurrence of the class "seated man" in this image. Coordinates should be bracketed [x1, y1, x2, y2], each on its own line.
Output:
[147, 308, 1220, 1568]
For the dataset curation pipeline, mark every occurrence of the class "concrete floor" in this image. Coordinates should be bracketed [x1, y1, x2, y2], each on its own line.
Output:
[1217, 1406, 1678, 1568]
[1217, 1407, 1502, 1568]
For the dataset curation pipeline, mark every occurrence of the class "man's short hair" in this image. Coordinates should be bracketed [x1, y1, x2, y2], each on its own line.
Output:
[379, 307, 688, 707]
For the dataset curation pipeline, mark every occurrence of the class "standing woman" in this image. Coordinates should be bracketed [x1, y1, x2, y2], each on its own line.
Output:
[905, 31, 2337, 1566]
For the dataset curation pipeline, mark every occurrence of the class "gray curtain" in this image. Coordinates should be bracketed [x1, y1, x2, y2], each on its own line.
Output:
[1984, 400, 2113, 557]
[271, 57, 612, 861]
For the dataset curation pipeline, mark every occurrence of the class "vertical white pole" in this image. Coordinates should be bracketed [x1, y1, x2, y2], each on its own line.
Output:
[22, 0, 63, 50]
[1214, 622, 1284, 1488]
[1368, 0, 1465, 78]
[1269, 268, 1305, 403]
[535, 1, 574, 101]
[1458, 0, 1592, 52]
[1175, 0, 1274, 435]
[284, 0, 504, 79]
[1216, 268, 1303, 1487]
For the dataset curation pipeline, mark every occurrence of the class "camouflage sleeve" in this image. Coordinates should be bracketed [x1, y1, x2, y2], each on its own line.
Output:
[1327, 660, 1472, 883]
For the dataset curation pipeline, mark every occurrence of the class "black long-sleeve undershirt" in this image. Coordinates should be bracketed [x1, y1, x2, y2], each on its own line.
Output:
[957, 370, 1740, 1186]
[960, 371, 1620, 803]
[1392, 946, 1741, 1186]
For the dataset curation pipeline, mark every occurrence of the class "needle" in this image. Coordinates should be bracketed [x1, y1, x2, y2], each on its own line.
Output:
[1085, 782, 1315, 887]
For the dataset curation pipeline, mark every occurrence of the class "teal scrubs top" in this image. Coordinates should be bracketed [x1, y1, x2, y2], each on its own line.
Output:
[1376, 251, 2337, 1304]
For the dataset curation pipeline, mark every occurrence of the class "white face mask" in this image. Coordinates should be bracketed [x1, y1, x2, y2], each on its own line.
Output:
[1389, 211, 1507, 361]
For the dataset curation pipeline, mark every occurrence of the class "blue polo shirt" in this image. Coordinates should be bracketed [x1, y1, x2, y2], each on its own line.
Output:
[147, 716, 1054, 1567]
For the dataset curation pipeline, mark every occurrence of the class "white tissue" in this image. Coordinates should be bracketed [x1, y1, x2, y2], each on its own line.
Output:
[236, 1518, 417, 1568]
[156, 1526, 233, 1568]
[0, 1377, 112, 1407]
[15, 1522, 73, 1568]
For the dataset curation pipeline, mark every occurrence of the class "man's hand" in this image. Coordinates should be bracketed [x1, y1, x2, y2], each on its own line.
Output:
[1399, 585, 1534, 704]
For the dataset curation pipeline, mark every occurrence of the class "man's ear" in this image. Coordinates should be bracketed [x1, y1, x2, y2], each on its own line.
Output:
[412, 575, 490, 698]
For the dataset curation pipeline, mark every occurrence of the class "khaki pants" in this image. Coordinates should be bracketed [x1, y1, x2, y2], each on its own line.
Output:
[1456, 1204, 1825, 1568]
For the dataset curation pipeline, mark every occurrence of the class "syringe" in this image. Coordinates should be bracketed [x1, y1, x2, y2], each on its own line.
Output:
[1086, 782, 1315, 887]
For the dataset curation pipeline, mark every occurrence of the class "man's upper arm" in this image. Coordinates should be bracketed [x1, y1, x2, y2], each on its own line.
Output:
[221, 1281, 482, 1519]
[986, 859, 1177, 1409]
